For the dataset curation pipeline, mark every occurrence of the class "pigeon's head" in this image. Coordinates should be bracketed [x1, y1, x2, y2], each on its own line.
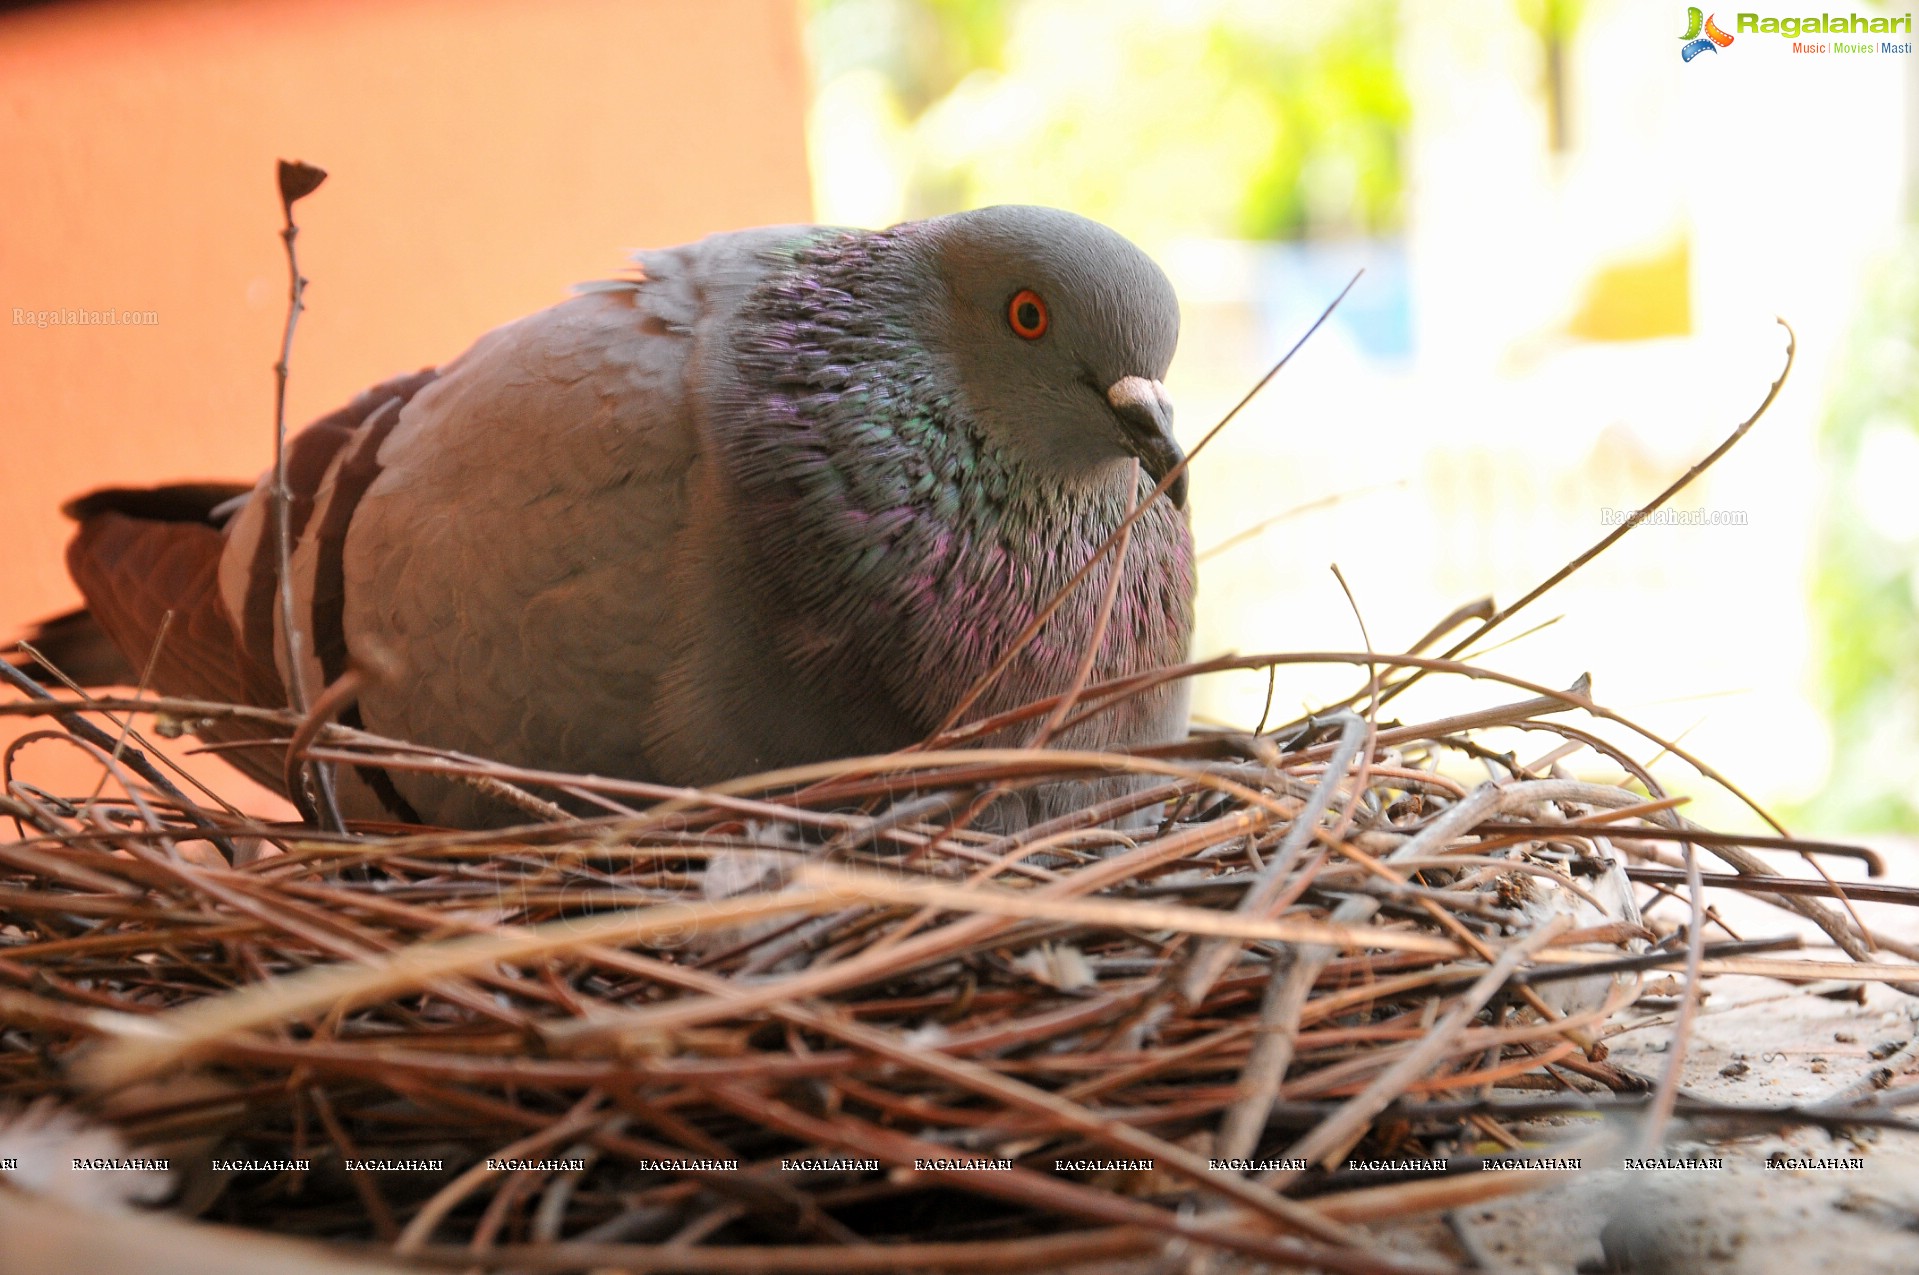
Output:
[909, 206, 1186, 508]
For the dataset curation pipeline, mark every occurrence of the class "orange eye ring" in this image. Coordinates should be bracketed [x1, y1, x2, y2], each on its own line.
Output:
[1008, 289, 1049, 339]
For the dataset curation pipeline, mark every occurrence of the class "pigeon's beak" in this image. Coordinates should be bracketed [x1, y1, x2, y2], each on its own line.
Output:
[1105, 375, 1187, 509]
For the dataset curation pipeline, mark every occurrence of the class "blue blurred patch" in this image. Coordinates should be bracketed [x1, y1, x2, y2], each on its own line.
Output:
[1254, 240, 1412, 362]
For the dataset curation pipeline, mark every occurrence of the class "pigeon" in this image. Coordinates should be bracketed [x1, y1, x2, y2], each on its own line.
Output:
[15, 206, 1196, 828]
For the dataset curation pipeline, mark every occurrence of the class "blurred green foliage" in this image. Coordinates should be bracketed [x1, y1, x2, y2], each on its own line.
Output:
[804, 0, 1408, 239]
[1804, 239, 1919, 832]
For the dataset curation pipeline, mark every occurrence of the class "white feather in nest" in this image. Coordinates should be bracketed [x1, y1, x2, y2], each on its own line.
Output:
[0, 1104, 416, 1275]
[1488, 835, 1647, 1020]
[0, 1101, 170, 1210]
[694, 829, 810, 960]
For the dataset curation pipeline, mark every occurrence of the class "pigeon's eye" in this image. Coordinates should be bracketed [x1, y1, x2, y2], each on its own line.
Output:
[1007, 289, 1049, 340]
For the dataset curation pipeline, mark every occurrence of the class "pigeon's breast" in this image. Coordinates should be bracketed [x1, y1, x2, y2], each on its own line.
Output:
[919, 478, 1195, 742]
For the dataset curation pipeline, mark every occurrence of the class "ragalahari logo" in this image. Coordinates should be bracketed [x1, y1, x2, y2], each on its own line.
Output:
[1681, 8, 1736, 58]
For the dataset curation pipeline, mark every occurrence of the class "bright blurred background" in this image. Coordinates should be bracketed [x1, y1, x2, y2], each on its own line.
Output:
[2, 0, 1914, 835]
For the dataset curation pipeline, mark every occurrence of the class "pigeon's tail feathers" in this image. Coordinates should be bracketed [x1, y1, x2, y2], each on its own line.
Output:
[60, 496, 292, 792]
[60, 482, 254, 527]
[8, 483, 251, 690]
[6, 607, 137, 688]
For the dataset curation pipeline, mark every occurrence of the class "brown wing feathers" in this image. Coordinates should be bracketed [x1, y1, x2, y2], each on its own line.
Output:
[18, 369, 439, 802]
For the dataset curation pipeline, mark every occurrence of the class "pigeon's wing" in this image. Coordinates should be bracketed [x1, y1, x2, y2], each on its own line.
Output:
[328, 281, 727, 827]
[58, 372, 438, 798]
[53, 229, 797, 826]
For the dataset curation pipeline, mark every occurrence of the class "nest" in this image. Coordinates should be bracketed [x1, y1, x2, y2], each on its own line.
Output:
[2, 646, 1914, 1275]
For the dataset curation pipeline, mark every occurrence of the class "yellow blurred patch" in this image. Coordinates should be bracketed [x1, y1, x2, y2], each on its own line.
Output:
[1567, 238, 1692, 341]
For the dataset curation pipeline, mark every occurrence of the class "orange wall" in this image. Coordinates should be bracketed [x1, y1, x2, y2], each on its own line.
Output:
[0, 0, 812, 811]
